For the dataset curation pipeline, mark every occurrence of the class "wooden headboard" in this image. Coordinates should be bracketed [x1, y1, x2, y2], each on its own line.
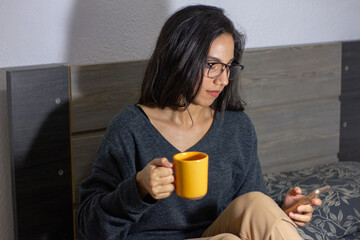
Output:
[5, 41, 360, 239]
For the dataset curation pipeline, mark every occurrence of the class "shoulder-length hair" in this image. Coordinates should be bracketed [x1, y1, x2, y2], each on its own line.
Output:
[138, 5, 246, 112]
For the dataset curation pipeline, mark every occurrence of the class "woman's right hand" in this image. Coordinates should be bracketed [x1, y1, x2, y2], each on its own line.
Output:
[136, 157, 175, 200]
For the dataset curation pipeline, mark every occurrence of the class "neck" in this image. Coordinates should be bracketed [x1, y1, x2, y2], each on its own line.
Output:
[165, 105, 214, 127]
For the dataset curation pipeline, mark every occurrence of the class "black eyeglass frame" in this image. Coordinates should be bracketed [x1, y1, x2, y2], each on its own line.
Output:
[205, 62, 244, 79]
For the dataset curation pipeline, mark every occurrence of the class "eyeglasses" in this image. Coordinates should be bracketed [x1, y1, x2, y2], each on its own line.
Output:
[205, 62, 244, 80]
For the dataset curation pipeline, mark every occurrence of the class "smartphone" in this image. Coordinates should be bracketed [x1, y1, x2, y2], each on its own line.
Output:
[284, 185, 330, 214]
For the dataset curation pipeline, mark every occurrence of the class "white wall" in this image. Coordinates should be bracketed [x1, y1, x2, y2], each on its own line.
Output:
[2, 0, 360, 68]
[1, 0, 360, 238]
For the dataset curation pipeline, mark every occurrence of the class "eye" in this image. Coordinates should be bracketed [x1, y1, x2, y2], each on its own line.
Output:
[206, 62, 215, 69]
[207, 62, 221, 70]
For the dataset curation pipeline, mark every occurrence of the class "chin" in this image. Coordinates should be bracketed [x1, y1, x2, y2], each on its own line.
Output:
[194, 101, 215, 108]
[192, 95, 217, 108]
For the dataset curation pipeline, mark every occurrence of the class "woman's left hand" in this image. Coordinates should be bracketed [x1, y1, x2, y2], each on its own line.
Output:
[282, 187, 322, 227]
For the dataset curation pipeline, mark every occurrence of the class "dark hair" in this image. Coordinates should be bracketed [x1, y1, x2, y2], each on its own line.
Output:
[138, 5, 246, 112]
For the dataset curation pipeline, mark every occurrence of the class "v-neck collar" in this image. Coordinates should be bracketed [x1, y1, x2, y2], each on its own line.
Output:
[135, 105, 219, 153]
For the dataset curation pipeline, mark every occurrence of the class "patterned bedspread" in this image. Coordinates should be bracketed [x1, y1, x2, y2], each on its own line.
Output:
[263, 161, 360, 240]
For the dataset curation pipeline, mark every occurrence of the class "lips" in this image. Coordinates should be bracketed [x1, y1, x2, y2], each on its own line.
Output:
[206, 90, 221, 98]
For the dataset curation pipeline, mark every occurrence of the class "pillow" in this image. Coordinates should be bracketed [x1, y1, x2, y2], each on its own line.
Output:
[263, 161, 360, 239]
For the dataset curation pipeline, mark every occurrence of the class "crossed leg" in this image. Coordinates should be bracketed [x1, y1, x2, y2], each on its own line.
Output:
[189, 192, 302, 240]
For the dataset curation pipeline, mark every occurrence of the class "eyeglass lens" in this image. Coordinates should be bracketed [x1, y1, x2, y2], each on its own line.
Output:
[207, 63, 242, 78]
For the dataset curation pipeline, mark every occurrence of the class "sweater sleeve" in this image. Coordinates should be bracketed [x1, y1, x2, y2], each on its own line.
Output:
[77, 121, 156, 240]
[235, 120, 267, 197]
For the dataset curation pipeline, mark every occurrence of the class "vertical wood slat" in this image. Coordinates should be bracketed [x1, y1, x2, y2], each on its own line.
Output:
[339, 40, 360, 162]
[341, 41, 360, 96]
[339, 98, 360, 162]
[6, 65, 74, 240]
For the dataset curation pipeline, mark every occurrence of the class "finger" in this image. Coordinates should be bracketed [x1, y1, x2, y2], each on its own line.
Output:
[151, 157, 173, 168]
[311, 198, 322, 206]
[164, 174, 175, 184]
[154, 167, 174, 178]
[152, 191, 174, 200]
[289, 212, 312, 225]
[297, 204, 314, 214]
[292, 194, 306, 203]
[157, 183, 175, 194]
[155, 172, 174, 185]
[290, 187, 302, 195]
[149, 158, 165, 167]
[151, 184, 175, 199]
[148, 172, 174, 191]
[283, 196, 305, 214]
[287, 187, 302, 196]
[159, 157, 173, 167]
[293, 187, 302, 195]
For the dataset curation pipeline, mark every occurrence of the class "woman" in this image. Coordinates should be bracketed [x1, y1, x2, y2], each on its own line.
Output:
[77, 5, 321, 240]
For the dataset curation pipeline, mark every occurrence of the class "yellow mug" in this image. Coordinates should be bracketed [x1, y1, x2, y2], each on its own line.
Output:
[173, 151, 208, 200]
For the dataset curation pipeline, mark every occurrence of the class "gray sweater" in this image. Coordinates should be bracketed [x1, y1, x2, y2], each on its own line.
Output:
[77, 105, 267, 240]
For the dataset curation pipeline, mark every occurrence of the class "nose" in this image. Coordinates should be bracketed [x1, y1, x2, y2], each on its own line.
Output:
[214, 69, 229, 86]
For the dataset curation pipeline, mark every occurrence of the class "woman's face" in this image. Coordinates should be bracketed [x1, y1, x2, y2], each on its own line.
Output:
[193, 33, 235, 107]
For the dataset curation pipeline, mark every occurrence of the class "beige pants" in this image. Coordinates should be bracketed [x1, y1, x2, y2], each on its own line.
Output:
[189, 192, 302, 240]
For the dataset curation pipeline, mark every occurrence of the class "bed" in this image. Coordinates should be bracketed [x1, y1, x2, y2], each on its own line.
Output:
[264, 161, 360, 240]
[4, 40, 360, 239]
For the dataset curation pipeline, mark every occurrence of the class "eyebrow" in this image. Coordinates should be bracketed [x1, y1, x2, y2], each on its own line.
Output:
[207, 56, 235, 64]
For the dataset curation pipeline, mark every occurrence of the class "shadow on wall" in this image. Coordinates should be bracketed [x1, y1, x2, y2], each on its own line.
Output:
[66, 0, 170, 127]
[2, 1, 171, 240]
[6, 66, 73, 240]
[65, 1, 170, 239]
[66, 0, 170, 66]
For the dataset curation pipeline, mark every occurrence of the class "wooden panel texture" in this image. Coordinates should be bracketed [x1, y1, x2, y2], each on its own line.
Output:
[6, 66, 74, 240]
[250, 98, 340, 173]
[341, 41, 360, 96]
[70, 60, 147, 133]
[242, 43, 341, 172]
[241, 44, 341, 109]
[339, 40, 360, 162]
[72, 132, 104, 204]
